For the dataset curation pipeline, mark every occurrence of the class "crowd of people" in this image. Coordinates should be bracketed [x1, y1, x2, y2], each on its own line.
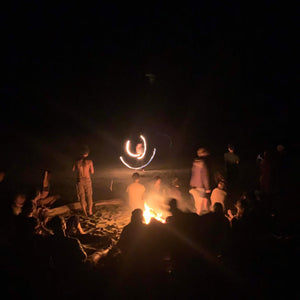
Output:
[0, 142, 296, 299]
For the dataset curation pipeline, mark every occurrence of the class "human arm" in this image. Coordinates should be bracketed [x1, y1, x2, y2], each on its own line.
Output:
[74, 239, 87, 262]
[77, 222, 86, 234]
[90, 161, 94, 174]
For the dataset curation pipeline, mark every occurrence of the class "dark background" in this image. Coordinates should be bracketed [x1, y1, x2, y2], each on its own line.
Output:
[1, 2, 298, 176]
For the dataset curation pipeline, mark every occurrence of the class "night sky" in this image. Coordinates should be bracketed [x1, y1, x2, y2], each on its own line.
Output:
[1, 2, 298, 172]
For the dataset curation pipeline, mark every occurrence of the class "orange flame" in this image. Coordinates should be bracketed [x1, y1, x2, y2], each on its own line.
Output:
[143, 203, 166, 224]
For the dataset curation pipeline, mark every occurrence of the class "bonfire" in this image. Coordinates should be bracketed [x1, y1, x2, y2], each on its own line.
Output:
[143, 203, 166, 224]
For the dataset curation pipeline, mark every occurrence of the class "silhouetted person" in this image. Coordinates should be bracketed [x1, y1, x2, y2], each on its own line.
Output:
[117, 209, 146, 256]
[72, 146, 94, 216]
[166, 198, 186, 225]
[13, 200, 38, 243]
[47, 215, 87, 297]
[9, 200, 50, 299]
[224, 144, 240, 189]
[166, 198, 201, 276]
[189, 148, 211, 214]
[166, 177, 185, 211]
[47, 215, 87, 269]
[205, 202, 230, 256]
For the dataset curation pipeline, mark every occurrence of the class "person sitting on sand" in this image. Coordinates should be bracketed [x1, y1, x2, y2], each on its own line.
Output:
[117, 209, 146, 256]
[47, 215, 87, 269]
[210, 181, 227, 211]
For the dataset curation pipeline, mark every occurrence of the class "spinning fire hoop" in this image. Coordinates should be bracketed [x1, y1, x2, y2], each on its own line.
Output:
[119, 134, 156, 170]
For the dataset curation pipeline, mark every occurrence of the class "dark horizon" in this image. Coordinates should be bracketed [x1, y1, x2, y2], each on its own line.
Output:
[1, 2, 298, 172]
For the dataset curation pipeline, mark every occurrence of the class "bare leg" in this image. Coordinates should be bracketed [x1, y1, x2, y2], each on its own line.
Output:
[39, 195, 60, 207]
[77, 182, 87, 216]
[43, 170, 49, 189]
[85, 180, 93, 215]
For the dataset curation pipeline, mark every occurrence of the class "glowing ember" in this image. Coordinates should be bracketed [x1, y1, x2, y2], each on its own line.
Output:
[143, 203, 166, 224]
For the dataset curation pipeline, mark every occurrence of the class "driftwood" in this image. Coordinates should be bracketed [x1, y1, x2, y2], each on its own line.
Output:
[47, 198, 123, 217]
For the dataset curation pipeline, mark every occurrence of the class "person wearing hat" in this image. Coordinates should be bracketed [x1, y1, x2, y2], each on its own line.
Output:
[72, 146, 94, 216]
[189, 148, 211, 215]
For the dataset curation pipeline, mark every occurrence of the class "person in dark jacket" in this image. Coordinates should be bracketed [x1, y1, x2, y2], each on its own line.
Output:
[189, 148, 211, 215]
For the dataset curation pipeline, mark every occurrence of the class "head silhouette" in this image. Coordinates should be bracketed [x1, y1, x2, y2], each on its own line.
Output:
[169, 198, 178, 210]
[197, 148, 209, 157]
[131, 209, 144, 224]
[20, 200, 34, 217]
[132, 172, 140, 181]
[228, 144, 235, 152]
[213, 202, 224, 214]
[66, 215, 80, 232]
[48, 216, 66, 234]
[81, 145, 90, 157]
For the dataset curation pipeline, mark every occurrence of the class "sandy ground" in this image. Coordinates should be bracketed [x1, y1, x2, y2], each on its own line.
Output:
[49, 168, 195, 260]
[60, 204, 132, 258]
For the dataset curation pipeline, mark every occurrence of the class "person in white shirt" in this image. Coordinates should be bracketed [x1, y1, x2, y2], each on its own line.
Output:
[126, 172, 146, 211]
[210, 181, 227, 211]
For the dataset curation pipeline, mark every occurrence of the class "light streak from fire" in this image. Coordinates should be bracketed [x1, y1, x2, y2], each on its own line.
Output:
[125, 135, 147, 160]
[125, 140, 141, 157]
[119, 148, 156, 170]
[137, 135, 146, 160]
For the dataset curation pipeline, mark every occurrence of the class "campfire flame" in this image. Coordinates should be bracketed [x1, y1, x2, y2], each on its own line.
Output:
[143, 203, 166, 224]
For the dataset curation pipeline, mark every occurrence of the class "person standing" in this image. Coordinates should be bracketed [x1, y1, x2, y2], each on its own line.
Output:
[224, 144, 240, 188]
[72, 146, 94, 216]
[126, 172, 146, 211]
[189, 148, 211, 215]
[136, 142, 144, 157]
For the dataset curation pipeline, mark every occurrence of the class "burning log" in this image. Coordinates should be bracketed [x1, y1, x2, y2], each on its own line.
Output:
[143, 203, 166, 224]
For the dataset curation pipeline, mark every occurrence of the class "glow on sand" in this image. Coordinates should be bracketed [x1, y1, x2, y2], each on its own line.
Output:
[120, 135, 156, 170]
